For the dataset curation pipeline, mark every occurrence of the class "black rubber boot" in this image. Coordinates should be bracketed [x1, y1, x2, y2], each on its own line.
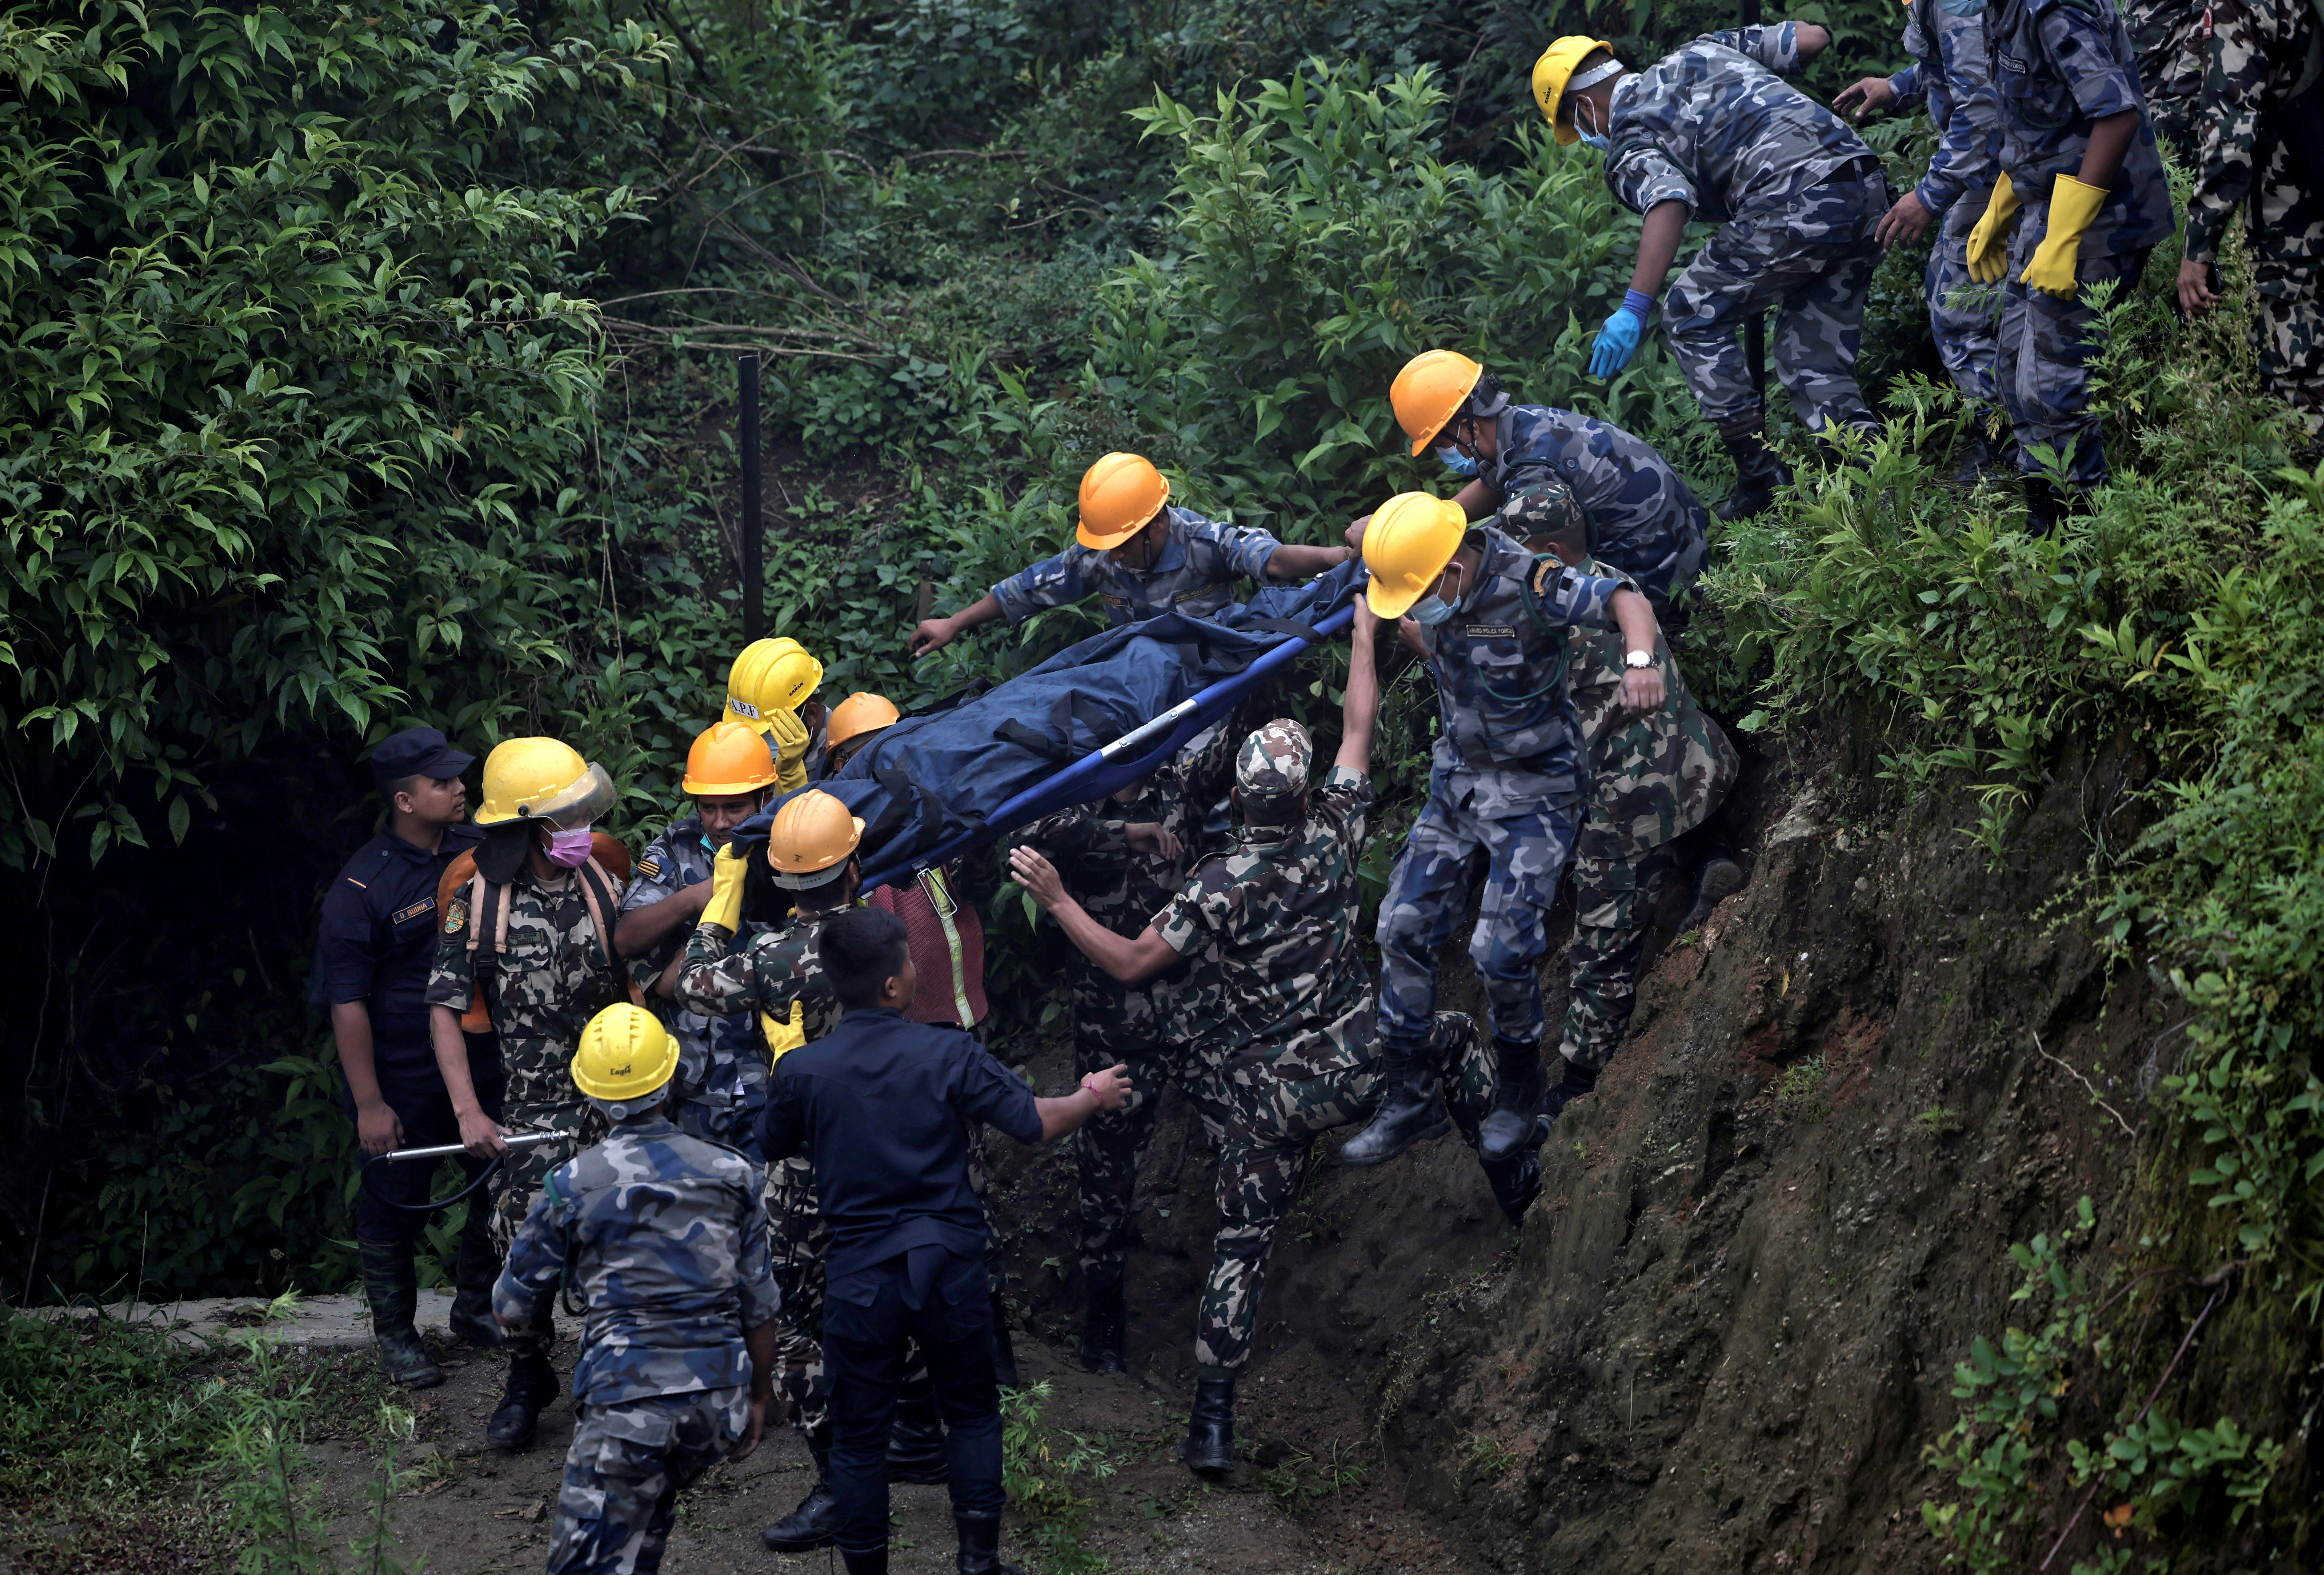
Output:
[1182, 1375, 1236, 1476]
[955, 1512, 1027, 1575]
[358, 1239, 443, 1389]
[485, 1348, 556, 1450]
[446, 1207, 503, 1351]
[840, 1548, 890, 1575]
[2023, 475, 2063, 537]
[1681, 853, 1745, 932]
[1080, 1269, 1127, 1375]
[1481, 1143, 1545, 1228]
[1337, 1046, 1450, 1167]
[1539, 1059, 1601, 1133]
[888, 1373, 950, 1485]
[762, 1423, 840, 1552]
[1717, 422, 1793, 522]
[1477, 1040, 1549, 1163]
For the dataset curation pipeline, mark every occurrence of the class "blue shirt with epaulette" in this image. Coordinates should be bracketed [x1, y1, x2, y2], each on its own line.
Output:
[989, 506, 1284, 627]
[1490, 405, 1709, 611]
[314, 823, 485, 1071]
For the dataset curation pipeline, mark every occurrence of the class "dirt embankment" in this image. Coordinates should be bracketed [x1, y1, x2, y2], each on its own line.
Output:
[991, 724, 2176, 1574]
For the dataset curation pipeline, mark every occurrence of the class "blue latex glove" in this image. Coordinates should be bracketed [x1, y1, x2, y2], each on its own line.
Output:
[1589, 307, 1645, 380]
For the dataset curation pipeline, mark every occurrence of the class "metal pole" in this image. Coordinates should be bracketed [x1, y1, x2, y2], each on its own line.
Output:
[739, 352, 763, 644]
[378, 1131, 566, 1165]
[1742, 0, 1767, 408]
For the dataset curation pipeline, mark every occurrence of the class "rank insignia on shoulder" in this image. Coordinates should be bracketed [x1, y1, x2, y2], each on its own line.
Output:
[637, 859, 661, 881]
[391, 898, 435, 925]
[1528, 559, 1565, 599]
[443, 899, 469, 935]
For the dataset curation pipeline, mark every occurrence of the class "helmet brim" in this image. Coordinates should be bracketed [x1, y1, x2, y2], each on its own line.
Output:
[683, 774, 779, 797]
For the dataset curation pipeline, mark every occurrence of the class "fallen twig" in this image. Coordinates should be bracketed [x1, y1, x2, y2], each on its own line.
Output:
[2034, 1031, 2139, 1141]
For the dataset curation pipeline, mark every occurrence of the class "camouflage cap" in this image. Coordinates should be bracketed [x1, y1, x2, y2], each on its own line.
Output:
[1498, 478, 1585, 550]
[1235, 720, 1312, 801]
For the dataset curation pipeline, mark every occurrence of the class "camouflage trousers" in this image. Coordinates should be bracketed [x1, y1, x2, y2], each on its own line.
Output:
[2254, 250, 2324, 420]
[1179, 1012, 1496, 1372]
[1376, 789, 1583, 1054]
[1928, 198, 2003, 406]
[1663, 169, 1887, 432]
[1997, 226, 2152, 488]
[1072, 1025, 1190, 1283]
[491, 1039, 605, 1361]
[547, 1387, 745, 1575]
[1559, 847, 1675, 1074]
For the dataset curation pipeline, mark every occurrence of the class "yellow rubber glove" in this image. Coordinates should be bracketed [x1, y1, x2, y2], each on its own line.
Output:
[2019, 174, 2109, 298]
[767, 707, 810, 794]
[701, 842, 749, 933]
[761, 1001, 807, 1064]
[1964, 174, 2021, 284]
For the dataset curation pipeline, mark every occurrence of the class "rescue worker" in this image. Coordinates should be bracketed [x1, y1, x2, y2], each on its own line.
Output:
[2128, 0, 2210, 161]
[819, 692, 902, 777]
[759, 907, 1130, 1575]
[1334, 492, 1663, 1170]
[1014, 724, 1239, 1374]
[2177, 0, 2324, 420]
[315, 726, 493, 1387]
[1009, 607, 1541, 1475]
[1837, 0, 2012, 476]
[725, 637, 821, 792]
[494, 1004, 779, 1575]
[1379, 350, 1710, 618]
[1538, 26, 1889, 520]
[612, 720, 782, 1157]
[427, 737, 631, 1451]
[908, 452, 1354, 657]
[673, 790, 859, 1553]
[1964, 0, 2173, 528]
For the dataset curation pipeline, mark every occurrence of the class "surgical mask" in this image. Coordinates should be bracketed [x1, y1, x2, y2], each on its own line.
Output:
[1436, 445, 1481, 478]
[1573, 100, 1610, 153]
[1409, 595, 1455, 626]
[545, 825, 595, 868]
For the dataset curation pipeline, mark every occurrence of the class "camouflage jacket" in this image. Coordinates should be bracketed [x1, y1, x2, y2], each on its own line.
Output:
[989, 506, 1283, 628]
[619, 819, 760, 1128]
[1567, 577, 1741, 862]
[1153, 765, 1374, 1076]
[2186, 0, 2324, 262]
[1489, 405, 1709, 611]
[2128, 0, 2212, 115]
[674, 908, 849, 1047]
[1987, 0, 2177, 257]
[425, 863, 628, 1080]
[1418, 526, 1629, 817]
[1889, 0, 2004, 215]
[493, 1113, 779, 1405]
[1605, 25, 1881, 226]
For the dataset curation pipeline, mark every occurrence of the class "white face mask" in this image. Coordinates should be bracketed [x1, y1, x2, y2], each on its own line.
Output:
[1572, 97, 1610, 152]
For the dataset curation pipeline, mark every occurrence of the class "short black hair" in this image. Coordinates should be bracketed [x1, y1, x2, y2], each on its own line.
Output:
[1240, 789, 1308, 828]
[819, 907, 910, 1009]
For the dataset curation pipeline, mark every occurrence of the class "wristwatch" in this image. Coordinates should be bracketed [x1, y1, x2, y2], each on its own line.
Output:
[1624, 649, 1655, 668]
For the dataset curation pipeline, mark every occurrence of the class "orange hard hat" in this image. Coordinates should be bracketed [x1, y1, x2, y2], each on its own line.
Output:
[681, 719, 781, 797]
[1076, 453, 1172, 550]
[826, 692, 901, 751]
[1390, 350, 1487, 456]
[765, 789, 864, 889]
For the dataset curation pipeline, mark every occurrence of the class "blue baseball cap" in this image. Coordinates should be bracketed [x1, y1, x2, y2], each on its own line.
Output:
[371, 726, 474, 791]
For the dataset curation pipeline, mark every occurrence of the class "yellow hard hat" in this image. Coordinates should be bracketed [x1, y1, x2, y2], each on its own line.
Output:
[1391, 350, 1487, 457]
[1076, 453, 1172, 550]
[826, 692, 902, 752]
[726, 638, 823, 730]
[1533, 37, 1616, 145]
[766, 789, 865, 889]
[1362, 492, 1469, 618]
[682, 719, 781, 797]
[572, 1003, 677, 1105]
[476, 738, 616, 826]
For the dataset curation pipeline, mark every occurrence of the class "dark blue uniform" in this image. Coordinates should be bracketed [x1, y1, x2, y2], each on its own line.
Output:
[317, 821, 501, 1242]
[757, 1009, 1042, 1563]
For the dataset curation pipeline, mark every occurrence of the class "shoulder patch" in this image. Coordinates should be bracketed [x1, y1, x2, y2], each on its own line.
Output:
[1529, 558, 1565, 599]
[390, 897, 436, 925]
[443, 897, 469, 935]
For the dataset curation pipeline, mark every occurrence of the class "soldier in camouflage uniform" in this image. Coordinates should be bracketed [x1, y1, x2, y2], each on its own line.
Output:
[1965, 0, 2175, 526]
[1544, 25, 1890, 520]
[1012, 607, 1544, 1477]
[2128, 0, 2211, 161]
[427, 738, 630, 1452]
[2177, 0, 2324, 418]
[911, 452, 1352, 656]
[495, 1005, 778, 1575]
[1333, 492, 1663, 1173]
[1012, 720, 1238, 1374]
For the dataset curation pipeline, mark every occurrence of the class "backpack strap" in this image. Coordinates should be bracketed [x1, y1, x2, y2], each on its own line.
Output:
[461, 870, 505, 1034]
[576, 856, 646, 1006]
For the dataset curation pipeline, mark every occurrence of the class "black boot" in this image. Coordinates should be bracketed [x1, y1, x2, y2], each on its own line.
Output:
[1477, 1040, 1548, 1163]
[762, 1423, 840, 1552]
[1717, 422, 1793, 522]
[840, 1549, 890, 1575]
[446, 1207, 503, 1351]
[1480, 1143, 1545, 1228]
[1681, 852, 1745, 932]
[1182, 1375, 1236, 1476]
[888, 1373, 949, 1485]
[1539, 1058, 1600, 1132]
[485, 1349, 557, 1450]
[2023, 475, 2062, 538]
[1080, 1269, 1127, 1375]
[358, 1239, 443, 1389]
[955, 1512, 1027, 1575]
[1337, 1046, 1449, 1167]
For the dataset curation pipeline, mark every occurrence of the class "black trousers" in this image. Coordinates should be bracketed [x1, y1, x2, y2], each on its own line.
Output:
[345, 1043, 504, 1245]
[824, 1247, 1003, 1556]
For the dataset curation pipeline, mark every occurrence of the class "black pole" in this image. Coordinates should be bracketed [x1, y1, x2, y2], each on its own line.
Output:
[739, 352, 762, 644]
[1742, 0, 1767, 408]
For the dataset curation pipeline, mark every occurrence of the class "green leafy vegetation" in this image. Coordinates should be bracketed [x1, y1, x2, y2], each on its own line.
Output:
[1001, 1380, 1118, 1573]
